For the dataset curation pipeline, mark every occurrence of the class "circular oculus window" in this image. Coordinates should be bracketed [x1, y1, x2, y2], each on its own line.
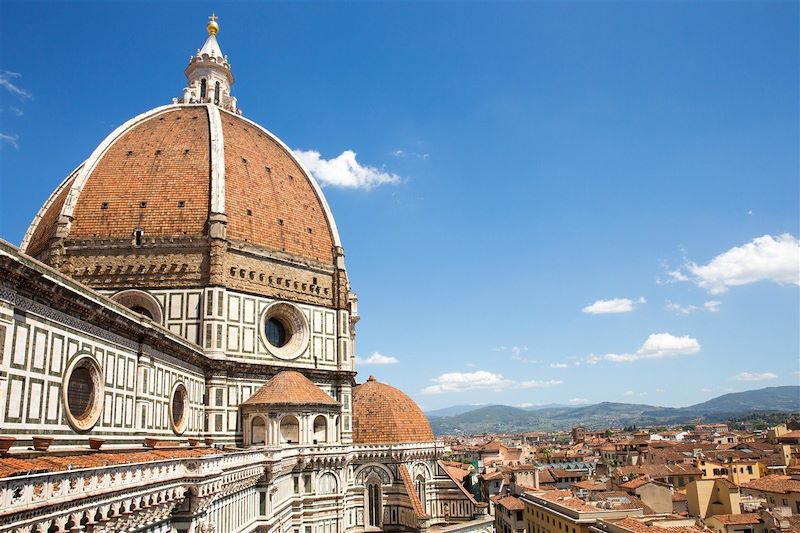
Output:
[260, 302, 309, 360]
[62, 354, 104, 432]
[170, 383, 189, 435]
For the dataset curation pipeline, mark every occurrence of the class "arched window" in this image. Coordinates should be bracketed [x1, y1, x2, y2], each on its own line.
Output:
[313, 415, 327, 444]
[200, 78, 207, 99]
[317, 472, 337, 495]
[214, 81, 221, 105]
[251, 416, 266, 445]
[367, 481, 382, 527]
[279, 415, 299, 444]
[416, 474, 426, 511]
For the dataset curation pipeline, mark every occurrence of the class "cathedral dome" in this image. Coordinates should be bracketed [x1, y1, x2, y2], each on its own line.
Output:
[20, 17, 351, 311]
[22, 104, 339, 265]
[352, 376, 435, 444]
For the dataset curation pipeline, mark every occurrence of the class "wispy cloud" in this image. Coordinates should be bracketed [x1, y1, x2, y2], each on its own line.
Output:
[732, 372, 778, 382]
[549, 363, 569, 369]
[582, 297, 645, 314]
[0, 133, 19, 149]
[496, 345, 537, 363]
[356, 352, 398, 365]
[520, 379, 563, 389]
[392, 148, 429, 160]
[588, 332, 700, 364]
[0, 71, 32, 99]
[567, 398, 590, 405]
[294, 149, 402, 190]
[665, 300, 722, 315]
[669, 234, 800, 294]
[421, 371, 562, 395]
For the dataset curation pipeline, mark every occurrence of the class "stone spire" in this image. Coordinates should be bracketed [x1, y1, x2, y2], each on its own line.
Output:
[176, 14, 239, 113]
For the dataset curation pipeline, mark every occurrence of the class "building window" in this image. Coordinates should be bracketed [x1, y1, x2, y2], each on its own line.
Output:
[214, 81, 221, 105]
[367, 482, 382, 527]
[63, 354, 104, 432]
[260, 303, 309, 360]
[266, 318, 288, 347]
[133, 228, 144, 247]
[416, 474, 426, 511]
[251, 416, 266, 445]
[170, 383, 189, 434]
[280, 415, 300, 444]
[200, 78, 207, 99]
[318, 472, 337, 494]
[313, 415, 328, 444]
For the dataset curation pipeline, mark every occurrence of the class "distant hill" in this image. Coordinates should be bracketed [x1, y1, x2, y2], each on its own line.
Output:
[428, 386, 800, 435]
[681, 386, 800, 415]
[425, 405, 494, 418]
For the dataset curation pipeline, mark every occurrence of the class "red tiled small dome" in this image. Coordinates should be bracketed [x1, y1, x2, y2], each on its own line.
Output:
[243, 371, 338, 407]
[352, 376, 434, 445]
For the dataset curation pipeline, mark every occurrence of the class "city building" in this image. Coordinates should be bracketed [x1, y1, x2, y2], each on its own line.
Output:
[0, 16, 492, 533]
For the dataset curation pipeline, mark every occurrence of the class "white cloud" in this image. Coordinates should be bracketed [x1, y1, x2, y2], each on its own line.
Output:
[624, 390, 635, 396]
[516, 402, 535, 408]
[549, 363, 569, 369]
[665, 300, 722, 315]
[567, 398, 590, 405]
[0, 133, 19, 149]
[520, 379, 563, 389]
[356, 352, 398, 365]
[732, 372, 778, 382]
[655, 388, 665, 393]
[421, 372, 562, 395]
[421, 370, 512, 395]
[585, 354, 602, 365]
[0, 71, 31, 99]
[602, 333, 700, 363]
[700, 388, 713, 393]
[670, 234, 800, 294]
[582, 297, 645, 314]
[392, 148, 429, 160]
[293, 149, 402, 190]
[497, 345, 537, 363]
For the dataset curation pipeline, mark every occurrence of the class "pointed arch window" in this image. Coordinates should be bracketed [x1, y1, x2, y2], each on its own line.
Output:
[200, 78, 207, 99]
[367, 481, 382, 527]
[416, 474, 426, 512]
[214, 81, 221, 105]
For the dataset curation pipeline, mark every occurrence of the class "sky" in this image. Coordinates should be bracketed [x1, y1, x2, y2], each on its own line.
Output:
[1, 1, 798, 411]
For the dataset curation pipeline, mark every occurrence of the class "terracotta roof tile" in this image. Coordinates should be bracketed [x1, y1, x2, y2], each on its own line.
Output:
[242, 371, 338, 407]
[399, 464, 429, 519]
[709, 514, 762, 525]
[352, 376, 434, 444]
[741, 475, 800, 494]
[496, 495, 525, 511]
[0, 447, 221, 479]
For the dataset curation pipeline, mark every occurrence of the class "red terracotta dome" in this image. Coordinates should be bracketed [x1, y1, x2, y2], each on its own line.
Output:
[352, 376, 435, 445]
[22, 104, 340, 265]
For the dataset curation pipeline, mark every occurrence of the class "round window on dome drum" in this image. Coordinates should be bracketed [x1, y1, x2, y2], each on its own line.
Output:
[170, 383, 189, 435]
[259, 303, 309, 360]
[62, 354, 104, 432]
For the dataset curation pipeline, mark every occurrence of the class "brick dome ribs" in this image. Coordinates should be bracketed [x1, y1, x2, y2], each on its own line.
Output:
[21, 104, 347, 309]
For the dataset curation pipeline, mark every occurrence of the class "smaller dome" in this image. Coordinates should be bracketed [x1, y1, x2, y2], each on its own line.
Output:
[243, 371, 338, 407]
[352, 376, 434, 444]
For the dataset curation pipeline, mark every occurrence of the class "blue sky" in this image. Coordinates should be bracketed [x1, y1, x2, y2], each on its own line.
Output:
[1, 1, 798, 410]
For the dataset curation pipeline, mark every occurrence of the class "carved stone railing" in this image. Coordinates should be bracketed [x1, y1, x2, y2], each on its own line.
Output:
[0, 449, 268, 519]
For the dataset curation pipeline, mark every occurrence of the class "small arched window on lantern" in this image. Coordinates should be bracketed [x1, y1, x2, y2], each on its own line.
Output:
[200, 78, 207, 99]
[214, 81, 221, 105]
